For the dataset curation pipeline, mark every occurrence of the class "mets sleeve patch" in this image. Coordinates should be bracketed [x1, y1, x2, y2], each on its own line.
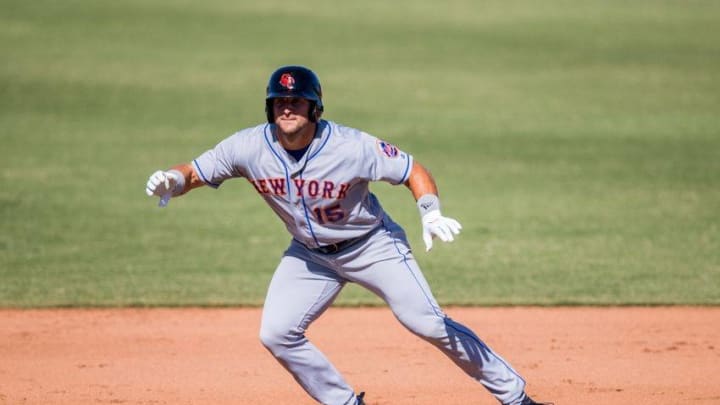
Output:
[376, 139, 399, 158]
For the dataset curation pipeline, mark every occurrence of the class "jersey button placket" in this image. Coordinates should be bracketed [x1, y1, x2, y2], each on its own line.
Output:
[290, 175, 311, 244]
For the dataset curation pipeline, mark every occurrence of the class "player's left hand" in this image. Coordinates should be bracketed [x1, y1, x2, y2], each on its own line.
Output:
[421, 210, 462, 252]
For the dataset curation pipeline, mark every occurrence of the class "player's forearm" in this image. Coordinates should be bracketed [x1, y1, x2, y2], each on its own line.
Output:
[168, 163, 205, 196]
[404, 161, 438, 200]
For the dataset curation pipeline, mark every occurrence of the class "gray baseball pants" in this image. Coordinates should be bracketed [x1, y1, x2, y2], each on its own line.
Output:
[259, 219, 527, 405]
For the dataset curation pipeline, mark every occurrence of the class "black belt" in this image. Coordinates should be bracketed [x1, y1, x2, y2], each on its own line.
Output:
[308, 230, 377, 255]
[311, 236, 364, 254]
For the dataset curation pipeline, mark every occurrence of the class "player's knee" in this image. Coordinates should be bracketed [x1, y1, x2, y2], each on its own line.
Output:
[398, 314, 448, 342]
[258, 323, 283, 351]
[259, 321, 304, 354]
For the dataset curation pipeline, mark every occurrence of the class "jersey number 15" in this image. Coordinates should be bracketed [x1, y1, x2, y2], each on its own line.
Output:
[312, 203, 345, 224]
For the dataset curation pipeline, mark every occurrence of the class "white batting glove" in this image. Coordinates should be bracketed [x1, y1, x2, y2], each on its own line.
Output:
[421, 210, 462, 252]
[145, 170, 183, 208]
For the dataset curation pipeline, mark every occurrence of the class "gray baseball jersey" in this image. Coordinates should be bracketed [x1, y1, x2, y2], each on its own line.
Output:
[192, 119, 413, 248]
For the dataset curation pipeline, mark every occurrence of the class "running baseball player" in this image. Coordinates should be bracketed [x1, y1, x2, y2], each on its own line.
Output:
[145, 66, 550, 405]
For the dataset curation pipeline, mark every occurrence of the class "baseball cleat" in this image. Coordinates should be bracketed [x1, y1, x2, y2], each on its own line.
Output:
[521, 394, 554, 405]
[355, 391, 366, 405]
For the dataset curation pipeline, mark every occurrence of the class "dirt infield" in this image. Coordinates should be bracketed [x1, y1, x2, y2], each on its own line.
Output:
[1, 307, 719, 404]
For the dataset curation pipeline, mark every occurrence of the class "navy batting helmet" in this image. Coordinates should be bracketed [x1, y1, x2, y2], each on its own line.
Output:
[265, 65, 324, 123]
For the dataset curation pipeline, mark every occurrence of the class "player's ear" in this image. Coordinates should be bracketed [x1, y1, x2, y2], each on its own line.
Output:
[312, 101, 323, 122]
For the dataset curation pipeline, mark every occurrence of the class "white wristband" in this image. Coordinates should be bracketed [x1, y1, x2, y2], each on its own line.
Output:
[167, 169, 186, 196]
[417, 194, 440, 217]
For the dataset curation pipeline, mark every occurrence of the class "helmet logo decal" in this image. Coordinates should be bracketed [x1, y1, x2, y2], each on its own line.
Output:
[377, 139, 399, 158]
[279, 73, 295, 90]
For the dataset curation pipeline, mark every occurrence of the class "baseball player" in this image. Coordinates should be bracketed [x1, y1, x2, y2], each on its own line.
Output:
[145, 66, 550, 405]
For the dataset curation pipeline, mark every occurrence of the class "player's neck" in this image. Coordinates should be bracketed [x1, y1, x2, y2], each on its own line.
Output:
[276, 122, 317, 151]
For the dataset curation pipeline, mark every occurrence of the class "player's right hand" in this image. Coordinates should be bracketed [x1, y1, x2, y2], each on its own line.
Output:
[145, 170, 180, 207]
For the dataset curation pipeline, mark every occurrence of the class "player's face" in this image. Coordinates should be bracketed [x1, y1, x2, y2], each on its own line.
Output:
[273, 97, 313, 137]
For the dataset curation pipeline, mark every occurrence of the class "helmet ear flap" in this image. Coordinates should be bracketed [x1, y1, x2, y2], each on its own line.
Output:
[309, 101, 323, 122]
[265, 99, 274, 123]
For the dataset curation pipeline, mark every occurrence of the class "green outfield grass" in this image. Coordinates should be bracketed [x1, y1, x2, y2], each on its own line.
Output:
[2, 0, 719, 306]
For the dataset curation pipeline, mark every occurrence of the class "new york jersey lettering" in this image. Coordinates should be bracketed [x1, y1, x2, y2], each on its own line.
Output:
[250, 177, 350, 200]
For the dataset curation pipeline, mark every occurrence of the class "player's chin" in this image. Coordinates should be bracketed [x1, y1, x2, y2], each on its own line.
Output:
[278, 120, 306, 135]
[277, 122, 297, 134]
